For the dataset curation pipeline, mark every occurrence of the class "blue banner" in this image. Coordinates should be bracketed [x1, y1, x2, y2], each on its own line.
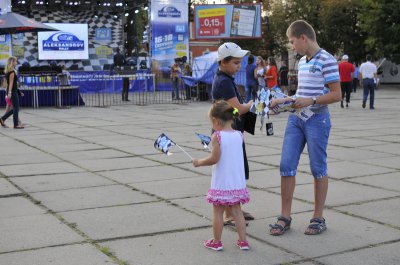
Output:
[151, 0, 189, 90]
[20, 70, 156, 93]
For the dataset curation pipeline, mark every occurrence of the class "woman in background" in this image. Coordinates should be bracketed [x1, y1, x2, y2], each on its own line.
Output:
[1, 56, 24, 129]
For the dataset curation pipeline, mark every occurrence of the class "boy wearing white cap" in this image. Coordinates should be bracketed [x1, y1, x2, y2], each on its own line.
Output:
[211, 42, 254, 226]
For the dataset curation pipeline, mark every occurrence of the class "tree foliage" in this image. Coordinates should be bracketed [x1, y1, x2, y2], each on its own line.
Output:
[266, 0, 397, 63]
[358, 0, 400, 63]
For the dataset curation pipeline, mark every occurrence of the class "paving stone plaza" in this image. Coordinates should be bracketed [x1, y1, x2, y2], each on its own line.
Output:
[0, 86, 399, 265]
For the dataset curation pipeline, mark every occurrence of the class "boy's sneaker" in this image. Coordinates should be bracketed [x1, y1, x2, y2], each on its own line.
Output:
[237, 240, 250, 250]
[204, 239, 223, 251]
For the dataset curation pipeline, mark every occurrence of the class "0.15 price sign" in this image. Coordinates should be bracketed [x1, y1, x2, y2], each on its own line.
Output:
[197, 8, 226, 37]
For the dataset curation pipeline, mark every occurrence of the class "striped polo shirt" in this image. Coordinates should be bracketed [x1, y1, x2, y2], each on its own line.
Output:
[296, 49, 339, 113]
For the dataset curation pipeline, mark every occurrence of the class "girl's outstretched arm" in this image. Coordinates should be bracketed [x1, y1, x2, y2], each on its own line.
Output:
[192, 134, 220, 167]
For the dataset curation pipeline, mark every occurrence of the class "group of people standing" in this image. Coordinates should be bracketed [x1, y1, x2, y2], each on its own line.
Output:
[192, 19, 342, 251]
[170, 56, 192, 100]
[245, 55, 289, 103]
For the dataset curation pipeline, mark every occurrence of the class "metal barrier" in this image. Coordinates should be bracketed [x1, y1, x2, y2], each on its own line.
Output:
[72, 73, 201, 107]
[2, 72, 209, 108]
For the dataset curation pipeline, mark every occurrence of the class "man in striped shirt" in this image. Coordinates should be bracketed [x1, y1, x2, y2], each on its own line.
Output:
[269, 20, 341, 236]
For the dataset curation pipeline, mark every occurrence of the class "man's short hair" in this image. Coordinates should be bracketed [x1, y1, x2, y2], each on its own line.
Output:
[248, 54, 254, 64]
[366, 54, 372, 61]
[286, 20, 316, 41]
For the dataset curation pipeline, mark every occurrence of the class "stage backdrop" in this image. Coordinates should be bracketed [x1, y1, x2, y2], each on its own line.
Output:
[151, 0, 189, 90]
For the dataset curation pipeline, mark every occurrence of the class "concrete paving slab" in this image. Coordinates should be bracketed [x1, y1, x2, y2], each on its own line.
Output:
[335, 197, 400, 227]
[144, 149, 203, 164]
[57, 149, 130, 161]
[0, 243, 114, 265]
[249, 153, 337, 168]
[331, 138, 388, 148]
[38, 143, 106, 153]
[97, 165, 200, 184]
[75, 157, 161, 171]
[348, 172, 400, 191]
[365, 134, 400, 143]
[60, 202, 210, 240]
[0, 178, 21, 196]
[175, 162, 211, 175]
[0, 214, 83, 253]
[269, 180, 398, 207]
[359, 143, 400, 155]
[0, 162, 85, 177]
[326, 148, 395, 162]
[11, 172, 115, 193]
[246, 210, 400, 258]
[103, 228, 301, 265]
[171, 189, 313, 221]
[130, 176, 209, 199]
[359, 156, 400, 170]
[32, 185, 157, 212]
[298, 161, 395, 179]
[316, 241, 400, 265]
[0, 197, 45, 219]
[1, 86, 399, 264]
[242, 144, 282, 157]
[247, 169, 314, 189]
[0, 153, 60, 166]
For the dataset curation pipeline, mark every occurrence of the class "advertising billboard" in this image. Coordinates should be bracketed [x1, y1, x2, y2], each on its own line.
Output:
[194, 4, 262, 39]
[38, 23, 89, 60]
[151, 0, 189, 68]
[0, 34, 11, 67]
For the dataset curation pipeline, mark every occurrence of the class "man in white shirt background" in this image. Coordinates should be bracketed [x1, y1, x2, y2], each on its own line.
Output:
[359, 54, 377, 109]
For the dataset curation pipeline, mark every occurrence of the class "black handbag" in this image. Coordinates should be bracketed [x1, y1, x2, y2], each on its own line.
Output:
[231, 83, 257, 135]
[233, 111, 257, 135]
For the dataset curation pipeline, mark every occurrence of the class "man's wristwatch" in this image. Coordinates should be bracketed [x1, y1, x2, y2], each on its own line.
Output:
[311, 96, 317, 105]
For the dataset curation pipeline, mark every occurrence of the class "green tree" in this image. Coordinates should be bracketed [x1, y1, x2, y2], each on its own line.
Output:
[319, 0, 365, 63]
[358, 0, 400, 63]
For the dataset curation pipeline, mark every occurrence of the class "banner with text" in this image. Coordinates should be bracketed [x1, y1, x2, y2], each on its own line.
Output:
[0, 35, 12, 67]
[151, 0, 189, 90]
[194, 4, 261, 39]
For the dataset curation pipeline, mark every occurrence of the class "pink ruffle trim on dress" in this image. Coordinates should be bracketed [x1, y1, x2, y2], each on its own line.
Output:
[206, 188, 250, 205]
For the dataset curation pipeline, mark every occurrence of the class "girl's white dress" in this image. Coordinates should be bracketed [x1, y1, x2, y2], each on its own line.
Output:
[207, 130, 250, 205]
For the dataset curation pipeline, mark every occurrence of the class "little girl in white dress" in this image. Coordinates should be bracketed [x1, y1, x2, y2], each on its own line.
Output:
[192, 100, 250, 251]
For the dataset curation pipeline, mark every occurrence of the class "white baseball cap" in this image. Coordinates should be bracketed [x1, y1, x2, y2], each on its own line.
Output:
[342, 55, 349, 60]
[217, 42, 249, 62]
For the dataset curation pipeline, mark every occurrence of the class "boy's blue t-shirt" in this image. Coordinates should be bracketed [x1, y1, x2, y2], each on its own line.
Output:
[212, 69, 243, 104]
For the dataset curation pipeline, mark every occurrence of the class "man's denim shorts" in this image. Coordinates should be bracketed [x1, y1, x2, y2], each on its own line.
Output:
[280, 112, 331, 179]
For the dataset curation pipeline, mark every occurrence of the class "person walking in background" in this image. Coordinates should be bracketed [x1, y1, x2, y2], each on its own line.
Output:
[338, 55, 355, 108]
[212, 42, 254, 227]
[265, 56, 278, 90]
[269, 20, 341, 236]
[170, 58, 181, 100]
[0, 56, 24, 129]
[192, 100, 250, 251]
[352, 62, 359, 92]
[245, 55, 256, 103]
[359, 54, 377, 109]
[279, 61, 289, 94]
